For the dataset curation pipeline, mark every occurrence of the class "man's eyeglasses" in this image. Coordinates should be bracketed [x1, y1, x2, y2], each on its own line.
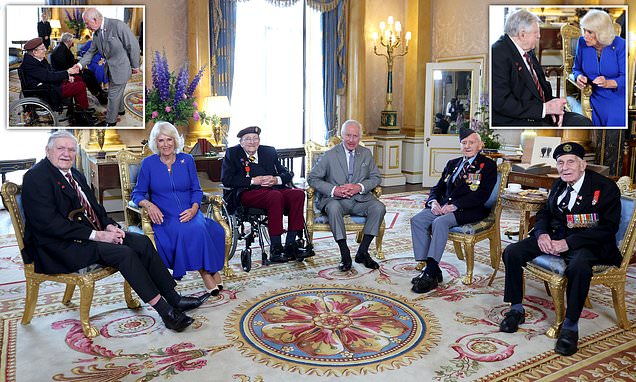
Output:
[242, 137, 260, 143]
[34, 47, 47, 52]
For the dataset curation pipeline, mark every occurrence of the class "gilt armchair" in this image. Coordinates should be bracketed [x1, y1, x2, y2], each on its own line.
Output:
[1, 181, 140, 338]
[447, 160, 511, 285]
[116, 149, 234, 278]
[524, 184, 636, 338]
[304, 140, 385, 259]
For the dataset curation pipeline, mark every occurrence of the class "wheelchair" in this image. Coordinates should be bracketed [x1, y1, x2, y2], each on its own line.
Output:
[8, 68, 73, 127]
[211, 195, 314, 273]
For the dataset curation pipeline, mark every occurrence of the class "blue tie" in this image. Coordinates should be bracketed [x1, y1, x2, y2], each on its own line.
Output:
[347, 150, 355, 183]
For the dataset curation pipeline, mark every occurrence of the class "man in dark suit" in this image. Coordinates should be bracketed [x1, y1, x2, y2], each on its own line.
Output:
[37, 13, 52, 50]
[221, 126, 309, 263]
[51, 32, 107, 105]
[411, 127, 497, 293]
[499, 142, 622, 356]
[19, 37, 95, 126]
[307, 120, 386, 271]
[22, 131, 205, 332]
[491, 9, 592, 127]
[75, 8, 140, 127]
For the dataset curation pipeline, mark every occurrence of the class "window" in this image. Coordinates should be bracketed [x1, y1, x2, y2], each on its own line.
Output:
[229, 0, 325, 148]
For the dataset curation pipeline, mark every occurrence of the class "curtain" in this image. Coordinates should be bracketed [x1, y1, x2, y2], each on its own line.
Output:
[321, 0, 347, 142]
[210, 0, 237, 100]
[229, 0, 339, 11]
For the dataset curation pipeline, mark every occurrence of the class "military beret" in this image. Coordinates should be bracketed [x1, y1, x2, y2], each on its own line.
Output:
[237, 126, 261, 138]
[24, 37, 43, 51]
[458, 126, 477, 141]
[553, 142, 585, 160]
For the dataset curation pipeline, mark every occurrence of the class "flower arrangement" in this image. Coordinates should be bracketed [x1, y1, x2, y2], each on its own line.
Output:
[145, 51, 210, 127]
[64, 9, 85, 38]
[468, 99, 501, 150]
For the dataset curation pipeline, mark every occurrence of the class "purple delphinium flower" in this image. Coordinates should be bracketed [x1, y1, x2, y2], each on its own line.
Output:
[152, 52, 170, 102]
[186, 65, 207, 98]
[173, 64, 189, 112]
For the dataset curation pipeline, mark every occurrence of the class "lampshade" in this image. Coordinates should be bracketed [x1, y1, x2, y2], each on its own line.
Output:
[204, 96, 231, 118]
[49, 19, 61, 29]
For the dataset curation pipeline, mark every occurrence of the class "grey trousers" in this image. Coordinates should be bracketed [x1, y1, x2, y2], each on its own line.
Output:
[411, 208, 458, 262]
[105, 79, 127, 124]
[324, 198, 386, 241]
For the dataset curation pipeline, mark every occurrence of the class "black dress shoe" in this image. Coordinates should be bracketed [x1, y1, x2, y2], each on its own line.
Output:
[270, 245, 291, 263]
[355, 252, 380, 270]
[411, 270, 443, 284]
[411, 273, 440, 293]
[96, 121, 117, 127]
[339, 251, 352, 271]
[555, 329, 579, 356]
[499, 310, 525, 333]
[118, 111, 126, 115]
[285, 241, 314, 261]
[174, 296, 203, 312]
[162, 308, 194, 332]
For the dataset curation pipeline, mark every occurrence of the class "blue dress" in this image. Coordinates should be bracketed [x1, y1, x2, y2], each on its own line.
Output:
[572, 35, 626, 127]
[79, 40, 108, 85]
[132, 153, 225, 279]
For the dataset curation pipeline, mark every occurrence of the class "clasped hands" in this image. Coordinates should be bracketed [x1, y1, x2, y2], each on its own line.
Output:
[576, 74, 616, 90]
[430, 200, 457, 215]
[142, 201, 197, 224]
[537, 233, 569, 256]
[252, 175, 278, 187]
[334, 183, 362, 199]
[95, 224, 125, 244]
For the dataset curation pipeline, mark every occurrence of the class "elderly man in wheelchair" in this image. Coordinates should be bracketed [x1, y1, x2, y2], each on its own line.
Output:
[18, 37, 97, 126]
[221, 126, 313, 269]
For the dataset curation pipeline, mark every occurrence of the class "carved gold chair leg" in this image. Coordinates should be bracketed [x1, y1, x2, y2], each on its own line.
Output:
[78, 283, 99, 338]
[487, 239, 501, 286]
[546, 282, 566, 339]
[375, 226, 385, 260]
[584, 296, 593, 309]
[355, 231, 363, 243]
[62, 284, 75, 304]
[453, 241, 465, 261]
[543, 281, 551, 297]
[611, 284, 629, 329]
[461, 243, 475, 285]
[22, 279, 41, 325]
[415, 261, 426, 272]
[123, 281, 141, 309]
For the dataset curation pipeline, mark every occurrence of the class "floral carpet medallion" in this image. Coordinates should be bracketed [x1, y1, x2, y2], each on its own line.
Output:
[226, 284, 441, 376]
[124, 90, 144, 120]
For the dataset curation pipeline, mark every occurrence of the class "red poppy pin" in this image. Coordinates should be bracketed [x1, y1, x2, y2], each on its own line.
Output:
[514, 62, 522, 71]
[57, 181, 65, 189]
[592, 190, 600, 206]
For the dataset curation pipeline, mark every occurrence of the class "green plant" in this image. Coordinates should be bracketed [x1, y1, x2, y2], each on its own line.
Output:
[64, 9, 85, 37]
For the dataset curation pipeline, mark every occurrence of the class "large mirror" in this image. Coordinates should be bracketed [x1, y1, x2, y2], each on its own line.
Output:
[422, 61, 481, 187]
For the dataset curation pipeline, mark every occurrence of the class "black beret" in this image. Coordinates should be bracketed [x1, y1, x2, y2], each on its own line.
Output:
[24, 37, 43, 51]
[553, 142, 585, 160]
[237, 126, 261, 138]
[459, 126, 477, 141]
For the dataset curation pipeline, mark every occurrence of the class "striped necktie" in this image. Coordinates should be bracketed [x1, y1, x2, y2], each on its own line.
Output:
[65, 173, 102, 230]
[347, 150, 355, 183]
[524, 52, 545, 102]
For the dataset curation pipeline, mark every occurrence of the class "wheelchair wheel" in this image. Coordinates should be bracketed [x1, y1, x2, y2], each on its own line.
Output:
[8, 97, 58, 127]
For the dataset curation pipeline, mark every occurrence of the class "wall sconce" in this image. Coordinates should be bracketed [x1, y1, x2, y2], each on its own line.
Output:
[371, 15, 411, 134]
[204, 95, 231, 148]
[49, 19, 61, 39]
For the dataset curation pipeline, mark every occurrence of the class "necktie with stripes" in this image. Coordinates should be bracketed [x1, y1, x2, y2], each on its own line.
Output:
[65, 173, 102, 230]
[524, 52, 545, 102]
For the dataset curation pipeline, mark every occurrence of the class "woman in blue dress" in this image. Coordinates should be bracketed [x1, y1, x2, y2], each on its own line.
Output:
[572, 9, 626, 127]
[79, 39, 108, 87]
[132, 121, 225, 297]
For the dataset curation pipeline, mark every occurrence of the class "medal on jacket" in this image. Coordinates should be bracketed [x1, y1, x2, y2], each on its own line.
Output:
[241, 158, 251, 177]
[467, 162, 484, 191]
[592, 190, 600, 206]
[566, 213, 599, 228]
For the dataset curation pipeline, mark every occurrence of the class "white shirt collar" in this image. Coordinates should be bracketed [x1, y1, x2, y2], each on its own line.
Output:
[568, 172, 586, 194]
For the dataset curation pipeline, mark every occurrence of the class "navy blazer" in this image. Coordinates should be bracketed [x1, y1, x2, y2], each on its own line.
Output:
[22, 158, 116, 274]
[221, 144, 293, 214]
[19, 54, 69, 107]
[532, 170, 621, 265]
[491, 34, 554, 126]
[427, 153, 497, 225]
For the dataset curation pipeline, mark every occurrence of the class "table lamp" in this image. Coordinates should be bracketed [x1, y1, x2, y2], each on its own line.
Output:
[204, 95, 231, 148]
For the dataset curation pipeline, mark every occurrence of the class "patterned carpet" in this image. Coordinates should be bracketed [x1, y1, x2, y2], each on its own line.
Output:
[8, 70, 144, 129]
[0, 192, 635, 381]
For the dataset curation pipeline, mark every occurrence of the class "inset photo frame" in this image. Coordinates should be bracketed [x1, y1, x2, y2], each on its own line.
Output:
[7, 5, 145, 129]
[489, 5, 628, 130]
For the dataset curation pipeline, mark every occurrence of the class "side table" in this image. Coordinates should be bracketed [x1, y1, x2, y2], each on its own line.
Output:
[501, 190, 548, 240]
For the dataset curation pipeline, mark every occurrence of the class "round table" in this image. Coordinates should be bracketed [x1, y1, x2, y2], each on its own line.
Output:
[501, 190, 548, 240]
